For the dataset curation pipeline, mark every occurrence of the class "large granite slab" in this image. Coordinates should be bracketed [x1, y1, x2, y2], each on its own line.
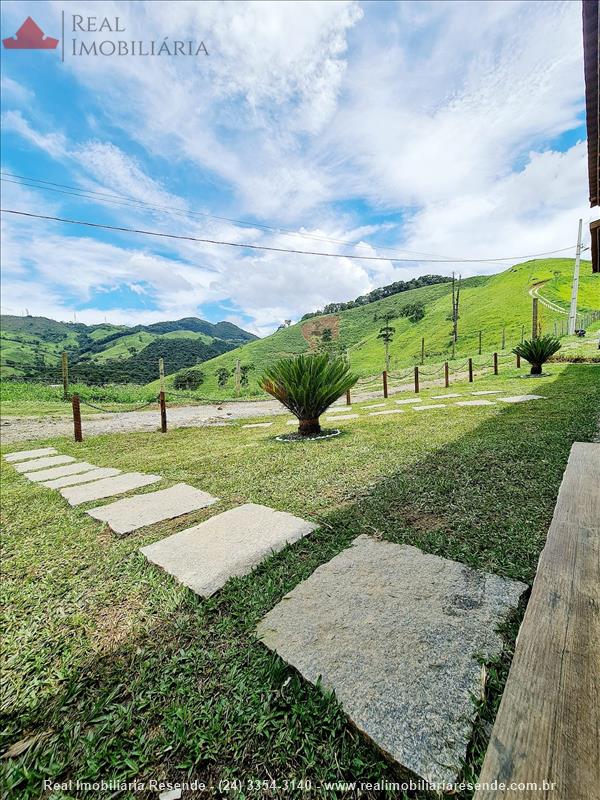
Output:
[87, 483, 218, 535]
[14, 455, 76, 473]
[61, 473, 161, 506]
[257, 535, 526, 786]
[42, 468, 122, 489]
[4, 447, 58, 462]
[140, 503, 317, 597]
[26, 462, 99, 482]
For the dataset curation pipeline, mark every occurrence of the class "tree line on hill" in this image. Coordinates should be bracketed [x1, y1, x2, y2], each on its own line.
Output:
[7, 338, 236, 385]
[299, 275, 451, 319]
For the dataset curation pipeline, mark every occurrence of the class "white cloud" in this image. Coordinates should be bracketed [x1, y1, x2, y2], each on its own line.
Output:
[0, 0, 592, 334]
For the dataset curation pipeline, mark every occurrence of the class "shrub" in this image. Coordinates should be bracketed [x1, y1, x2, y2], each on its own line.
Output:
[259, 353, 357, 436]
[174, 368, 205, 391]
[513, 335, 561, 375]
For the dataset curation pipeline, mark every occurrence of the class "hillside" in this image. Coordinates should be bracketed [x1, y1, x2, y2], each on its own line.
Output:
[155, 258, 599, 399]
[0, 315, 257, 383]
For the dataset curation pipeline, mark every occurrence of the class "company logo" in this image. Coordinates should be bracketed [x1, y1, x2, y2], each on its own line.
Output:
[3, 17, 59, 49]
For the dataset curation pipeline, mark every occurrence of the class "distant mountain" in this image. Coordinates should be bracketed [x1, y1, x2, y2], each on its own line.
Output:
[0, 315, 257, 383]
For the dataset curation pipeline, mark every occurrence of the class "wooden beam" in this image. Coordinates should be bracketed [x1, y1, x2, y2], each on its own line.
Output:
[475, 443, 600, 799]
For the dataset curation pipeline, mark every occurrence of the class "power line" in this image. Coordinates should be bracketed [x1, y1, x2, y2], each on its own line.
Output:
[0, 208, 580, 264]
[0, 172, 581, 264]
[0, 172, 439, 259]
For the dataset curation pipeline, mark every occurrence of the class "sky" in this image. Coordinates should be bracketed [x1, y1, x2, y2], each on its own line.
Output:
[0, 0, 591, 336]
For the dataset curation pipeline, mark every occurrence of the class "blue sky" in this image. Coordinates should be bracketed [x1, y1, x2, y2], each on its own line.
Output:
[0, 0, 590, 335]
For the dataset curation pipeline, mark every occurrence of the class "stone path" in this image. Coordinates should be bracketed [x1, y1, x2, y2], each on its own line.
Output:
[363, 403, 386, 409]
[413, 404, 446, 411]
[4, 447, 58, 462]
[369, 409, 405, 416]
[43, 468, 122, 489]
[324, 414, 359, 421]
[396, 398, 421, 405]
[140, 504, 317, 597]
[257, 535, 526, 785]
[26, 461, 99, 482]
[61, 472, 161, 506]
[432, 393, 462, 399]
[472, 390, 502, 395]
[88, 482, 219, 535]
[455, 400, 496, 407]
[498, 395, 545, 403]
[14, 455, 76, 473]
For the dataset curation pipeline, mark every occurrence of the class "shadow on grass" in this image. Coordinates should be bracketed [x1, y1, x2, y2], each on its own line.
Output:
[1, 366, 598, 799]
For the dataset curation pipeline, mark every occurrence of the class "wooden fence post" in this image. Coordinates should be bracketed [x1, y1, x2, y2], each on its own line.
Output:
[72, 394, 83, 442]
[346, 388, 351, 406]
[382, 370, 388, 399]
[444, 361, 449, 388]
[421, 337, 425, 365]
[478, 331, 482, 355]
[468, 358, 473, 382]
[501, 326, 506, 350]
[159, 391, 167, 433]
[414, 366, 420, 394]
[516, 353, 521, 369]
[62, 351, 69, 400]
[493, 352, 498, 375]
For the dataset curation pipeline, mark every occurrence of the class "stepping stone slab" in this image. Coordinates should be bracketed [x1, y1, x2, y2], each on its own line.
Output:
[498, 394, 545, 403]
[42, 468, 122, 489]
[87, 483, 219, 535]
[455, 400, 496, 407]
[395, 398, 421, 405]
[363, 403, 387, 409]
[4, 447, 58, 462]
[257, 535, 526, 786]
[14, 455, 76, 473]
[472, 390, 502, 395]
[61, 473, 161, 506]
[432, 393, 462, 399]
[242, 422, 273, 428]
[369, 409, 405, 416]
[324, 414, 359, 421]
[26, 462, 99, 482]
[140, 503, 317, 597]
[413, 404, 446, 411]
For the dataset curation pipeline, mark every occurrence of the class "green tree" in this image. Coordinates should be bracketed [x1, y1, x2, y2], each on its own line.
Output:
[375, 312, 396, 371]
[215, 367, 231, 388]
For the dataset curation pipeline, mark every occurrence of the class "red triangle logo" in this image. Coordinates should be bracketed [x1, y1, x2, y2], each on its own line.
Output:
[3, 17, 59, 50]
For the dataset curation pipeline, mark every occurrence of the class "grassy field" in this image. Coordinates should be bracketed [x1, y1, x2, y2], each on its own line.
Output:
[2, 363, 599, 799]
[154, 259, 599, 401]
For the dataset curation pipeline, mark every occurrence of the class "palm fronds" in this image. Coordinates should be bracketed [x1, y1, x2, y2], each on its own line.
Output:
[259, 353, 357, 435]
[513, 336, 561, 374]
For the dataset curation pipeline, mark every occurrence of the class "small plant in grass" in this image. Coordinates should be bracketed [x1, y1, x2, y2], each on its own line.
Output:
[513, 335, 561, 375]
[259, 353, 357, 436]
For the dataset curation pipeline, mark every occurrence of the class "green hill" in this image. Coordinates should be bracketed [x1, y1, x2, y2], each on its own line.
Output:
[155, 259, 599, 400]
[0, 315, 257, 383]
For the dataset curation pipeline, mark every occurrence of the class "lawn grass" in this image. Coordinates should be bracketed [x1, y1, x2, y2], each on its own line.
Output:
[1, 364, 599, 799]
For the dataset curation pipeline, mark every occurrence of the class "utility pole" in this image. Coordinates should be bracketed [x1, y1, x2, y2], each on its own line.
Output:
[532, 298, 539, 340]
[62, 351, 69, 400]
[568, 219, 583, 335]
[235, 358, 241, 396]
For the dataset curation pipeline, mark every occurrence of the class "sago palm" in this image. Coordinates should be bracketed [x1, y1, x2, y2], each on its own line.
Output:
[259, 353, 357, 436]
[513, 335, 561, 375]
